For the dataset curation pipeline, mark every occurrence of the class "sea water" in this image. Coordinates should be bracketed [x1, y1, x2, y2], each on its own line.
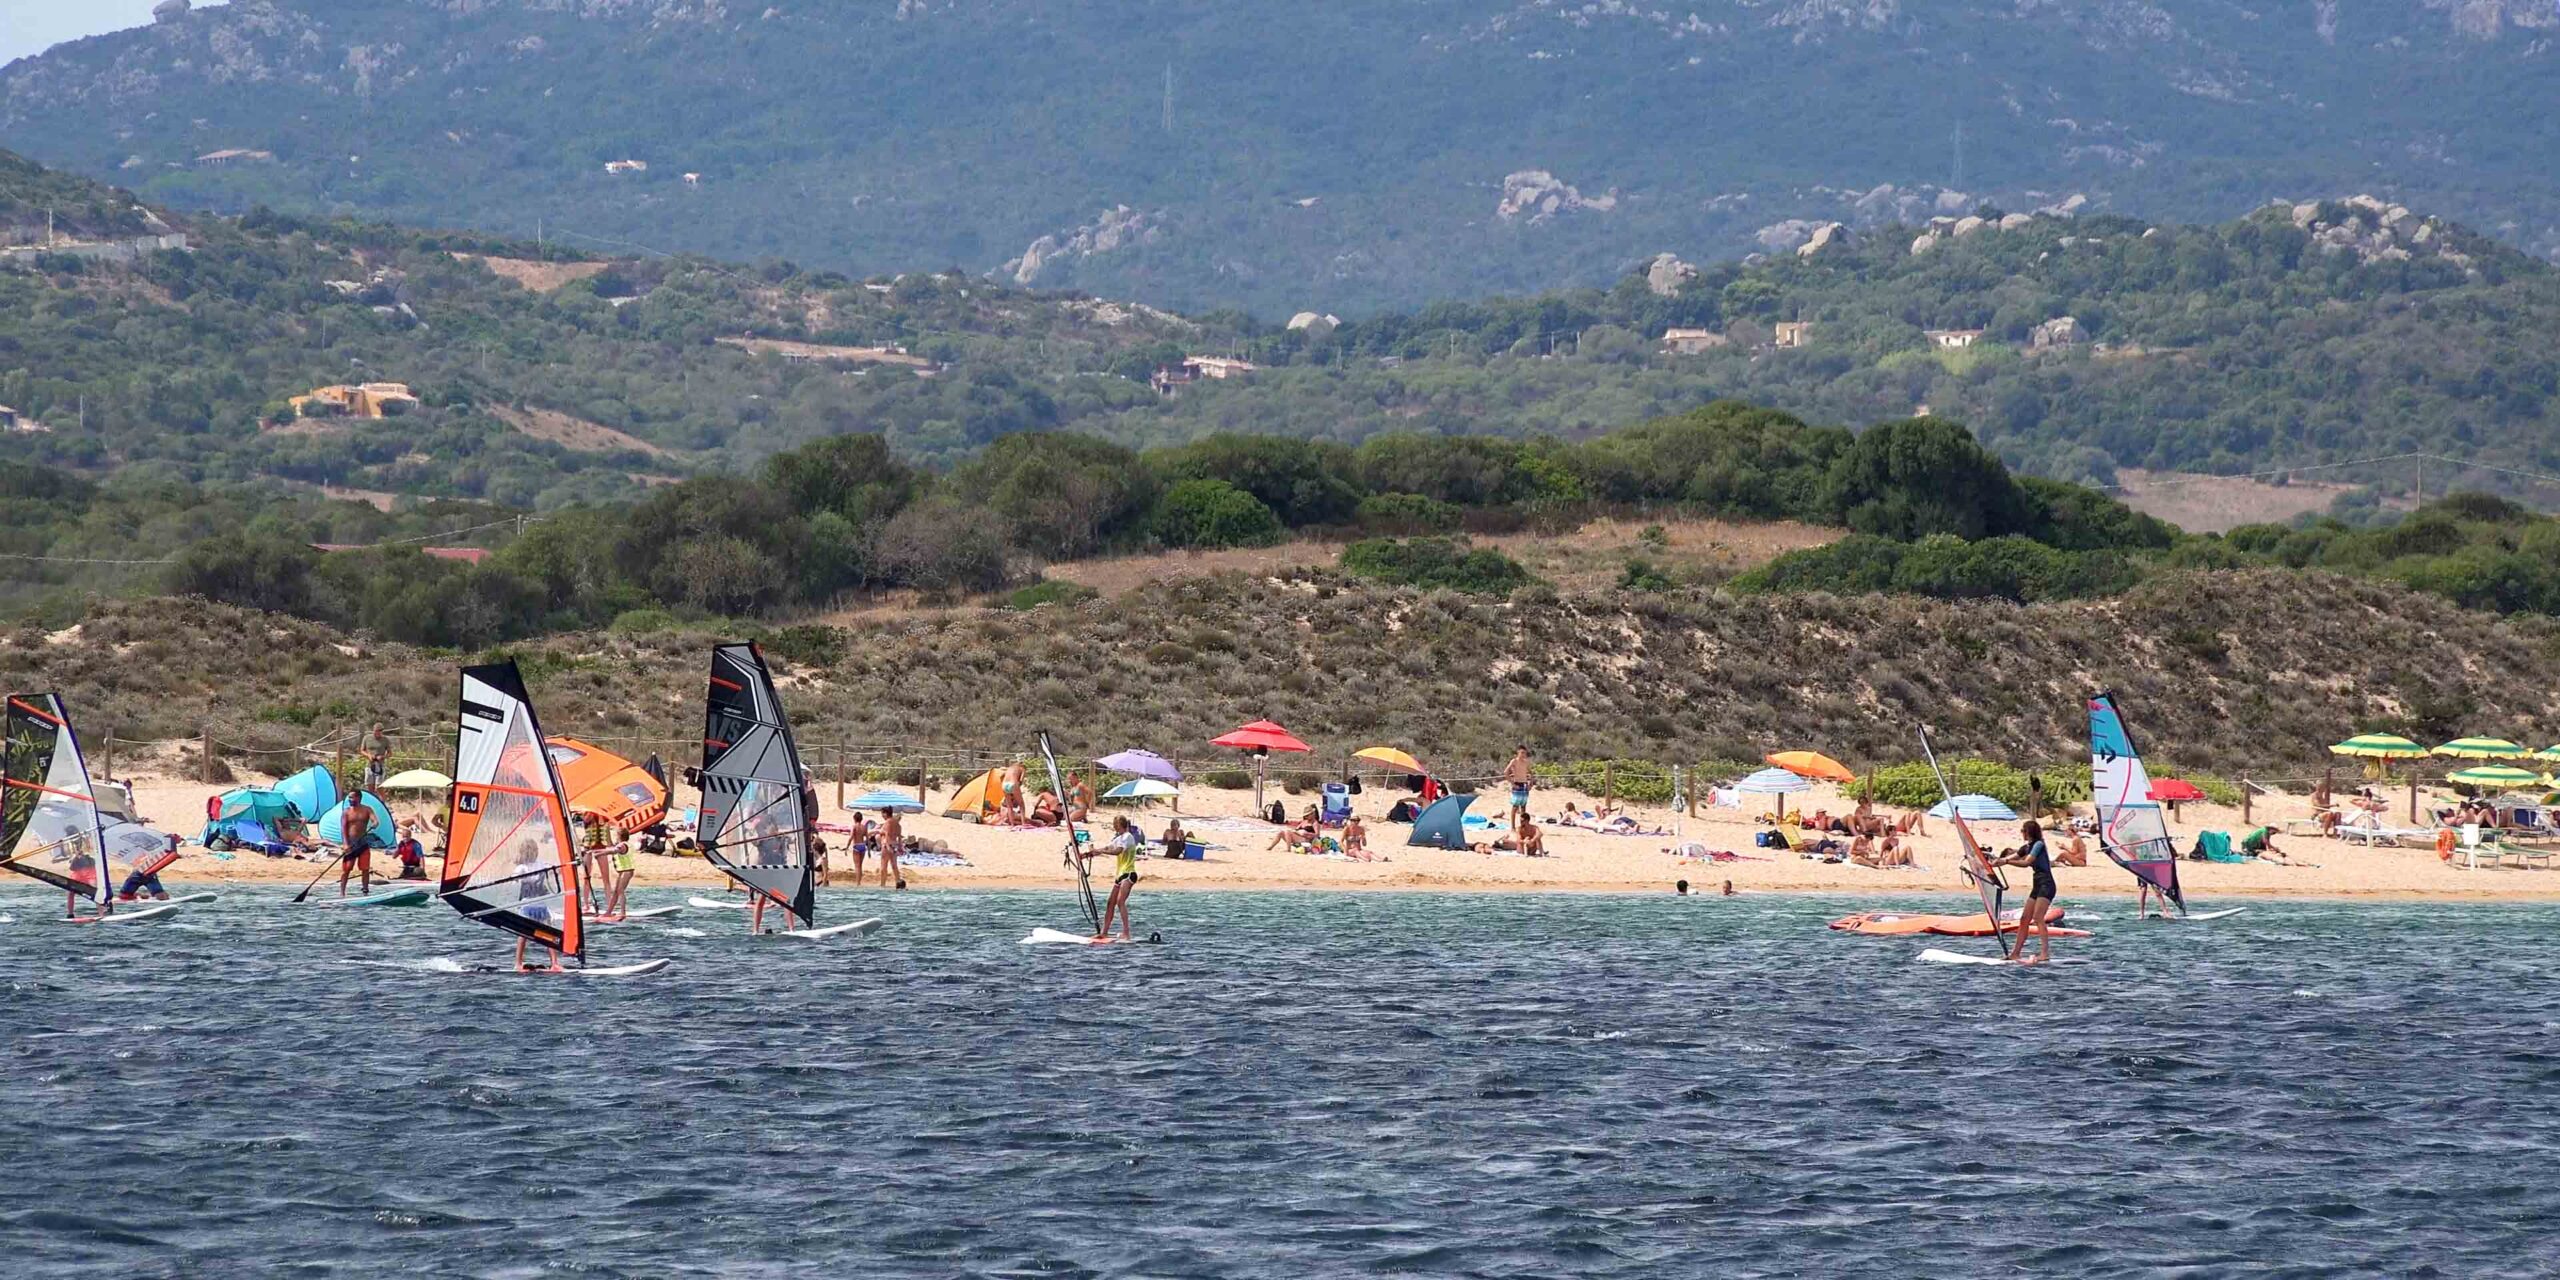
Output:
[3, 889, 2556, 1277]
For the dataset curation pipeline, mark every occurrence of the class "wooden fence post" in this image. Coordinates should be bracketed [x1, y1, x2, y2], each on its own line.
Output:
[2240, 781, 2252, 827]
[1602, 759, 1615, 810]
[99, 734, 112, 782]
[2408, 776, 2420, 826]
[201, 726, 214, 784]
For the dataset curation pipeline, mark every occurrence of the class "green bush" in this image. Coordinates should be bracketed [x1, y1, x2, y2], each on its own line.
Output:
[1339, 536, 1534, 594]
[1153, 478, 1284, 548]
[1004, 579, 1100, 611]
[1532, 758, 1676, 803]
[1204, 768, 1252, 790]
[1849, 758, 2088, 812]
[609, 609, 679, 634]
[761, 623, 846, 668]
[1618, 558, 1675, 592]
[1356, 491, 1462, 534]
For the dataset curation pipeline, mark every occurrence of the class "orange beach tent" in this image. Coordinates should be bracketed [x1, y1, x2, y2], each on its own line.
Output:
[943, 768, 1003, 822]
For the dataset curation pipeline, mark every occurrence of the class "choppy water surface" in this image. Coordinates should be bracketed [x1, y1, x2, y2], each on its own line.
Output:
[4, 889, 2558, 1277]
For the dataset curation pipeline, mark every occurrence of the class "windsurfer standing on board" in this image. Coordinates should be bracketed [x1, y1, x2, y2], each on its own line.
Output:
[1079, 815, 1144, 943]
[1988, 820, 2059, 964]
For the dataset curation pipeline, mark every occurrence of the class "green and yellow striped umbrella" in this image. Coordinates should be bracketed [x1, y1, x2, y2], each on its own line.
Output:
[2331, 734, 2425, 759]
[2534, 745, 2560, 763]
[2447, 765, 2545, 790]
[2432, 737, 2532, 760]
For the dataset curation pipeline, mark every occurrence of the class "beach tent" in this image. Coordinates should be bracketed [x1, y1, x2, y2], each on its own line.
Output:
[202, 785, 299, 846]
[1929, 793, 2018, 821]
[274, 763, 340, 822]
[1096, 749, 1182, 783]
[943, 768, 1003, 822]
[848, 788, 926, 813]
[318, 793, 395, 847]
[1408, 794, 1477, 849]
[546, 737, 669, 833]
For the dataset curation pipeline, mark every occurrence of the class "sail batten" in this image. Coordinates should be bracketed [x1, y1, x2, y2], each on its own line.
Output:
[2089, 690, 2187, 915]
[442, 662, 583, 957]
[698, 643, 817, 923]
[2, 692, 109, 907]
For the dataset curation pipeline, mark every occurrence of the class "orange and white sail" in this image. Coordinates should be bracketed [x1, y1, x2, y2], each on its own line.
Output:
[441, 662, 582, 959]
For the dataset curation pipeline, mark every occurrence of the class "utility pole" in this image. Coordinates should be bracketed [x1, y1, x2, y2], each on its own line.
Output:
[1951, 118, 1965, 191]
[1162, 65, 1174, 133]
[2415, 455, 2424, 508]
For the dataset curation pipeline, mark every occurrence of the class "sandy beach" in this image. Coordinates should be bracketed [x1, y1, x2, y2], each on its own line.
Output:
[121, 768, 2560, 903]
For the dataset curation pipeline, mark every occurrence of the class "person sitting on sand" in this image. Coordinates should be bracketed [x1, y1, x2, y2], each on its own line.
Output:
[1517, 822, 1546, 858]
[2053, 829, 2090, 868]
[1265, 822, 1315, 853]
[1160, 817, 1189, 860]
[1848, 832, 1879, 866]
[1880, 831, 1913, 868]
[1030, 790, 1062, 827]
[1065, 772, 1096, 824]
[1342, 815, 1372, 861]
[392, 818, 427, 881]
[2240, 826, 2289, 864]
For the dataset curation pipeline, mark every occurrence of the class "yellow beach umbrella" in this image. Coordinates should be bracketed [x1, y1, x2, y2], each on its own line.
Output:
[1352, 746, 1427, 775]
[1765, 750, 1857, 784]
[2432, 737, 2531, 761]
[2330, 734, 2424, 759]
[2447, 765, 2544, 790]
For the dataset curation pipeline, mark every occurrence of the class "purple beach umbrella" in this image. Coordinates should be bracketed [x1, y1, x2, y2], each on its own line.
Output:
[1095, 749, 1183, 783]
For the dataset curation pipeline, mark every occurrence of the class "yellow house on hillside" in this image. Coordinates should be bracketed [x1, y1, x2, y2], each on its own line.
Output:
[291, 382, 421, 419]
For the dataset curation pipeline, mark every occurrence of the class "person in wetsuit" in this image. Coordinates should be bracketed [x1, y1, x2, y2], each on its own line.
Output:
[1990, 820, 2059, 964]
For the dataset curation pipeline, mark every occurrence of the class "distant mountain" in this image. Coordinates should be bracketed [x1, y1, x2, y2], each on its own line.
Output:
[4, 1, 2556, 315]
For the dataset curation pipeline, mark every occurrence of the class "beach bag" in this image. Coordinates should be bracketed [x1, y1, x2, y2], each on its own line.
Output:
[1266, 801, 1287, 824]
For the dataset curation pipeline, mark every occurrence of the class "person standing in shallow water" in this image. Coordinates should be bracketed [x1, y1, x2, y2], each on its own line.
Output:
[1990, 820, 2059, 964]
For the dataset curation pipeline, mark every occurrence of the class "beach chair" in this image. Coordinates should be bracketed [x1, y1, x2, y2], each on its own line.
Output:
[1319, 783, 1352, 828]
[2458, 824, 2505, 870]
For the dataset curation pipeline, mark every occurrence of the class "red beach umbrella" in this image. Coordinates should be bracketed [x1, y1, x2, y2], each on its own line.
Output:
[2148, 779, 2208, 803]
[1210, 720, 1312, 754]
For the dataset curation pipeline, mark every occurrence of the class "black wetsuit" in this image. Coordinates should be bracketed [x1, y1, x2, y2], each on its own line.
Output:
[2024, 838, 2056, 901]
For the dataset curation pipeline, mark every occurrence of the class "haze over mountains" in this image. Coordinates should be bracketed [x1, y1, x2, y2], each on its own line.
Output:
[4, 0, 2556, 315]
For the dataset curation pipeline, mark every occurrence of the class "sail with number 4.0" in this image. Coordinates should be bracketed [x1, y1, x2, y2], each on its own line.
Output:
[442, 662, 583, 958]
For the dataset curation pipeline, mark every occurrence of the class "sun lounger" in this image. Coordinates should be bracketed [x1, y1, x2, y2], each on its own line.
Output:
[2457, 824, 2507, 870]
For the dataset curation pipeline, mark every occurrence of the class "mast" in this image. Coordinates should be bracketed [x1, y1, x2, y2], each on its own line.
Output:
[2, 693, 111, 916]
[441, 662, 583, 959]
[2088, 690, 2187, 915]
[1037, 730, 1101, 933]
[697, 642, 817, 926]
[1918, 726, 2006, 954]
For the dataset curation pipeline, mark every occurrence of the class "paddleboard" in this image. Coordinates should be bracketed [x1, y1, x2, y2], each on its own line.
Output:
[782, 917, 882, 941]
[1021, 927, 1165, 946]
[314, 885, 430, 908]
[1917, 948, 2090, 967]
[2184, 907, 2250, 922]
[589, 905, 685, 926]
[68, 902, 188, 925]
[687, 896, 749, 911]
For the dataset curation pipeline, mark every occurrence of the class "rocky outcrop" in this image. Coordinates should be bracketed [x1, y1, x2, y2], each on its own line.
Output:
[1644, 252, 1697, 296]
[2030, 316, 2086, 349]
[1005, 205, 1160, 285]
[1495, 171, 1618, 223]
[1286, 311, 1340, 334]
[1796, 222, 1851, 257]
[2282, 195, 2473, 268]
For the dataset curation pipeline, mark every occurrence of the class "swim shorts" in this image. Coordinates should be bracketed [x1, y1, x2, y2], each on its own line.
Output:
[1115, 872, 1139, 887]
[2031, 872, 2058, 901]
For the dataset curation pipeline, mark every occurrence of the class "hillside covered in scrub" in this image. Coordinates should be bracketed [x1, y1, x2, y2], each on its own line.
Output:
[7, 1, 2555, 314]
[11, 569, 2552, 785]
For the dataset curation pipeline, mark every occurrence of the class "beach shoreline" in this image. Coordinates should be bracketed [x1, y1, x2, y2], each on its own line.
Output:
[122, 767, 2560, 905]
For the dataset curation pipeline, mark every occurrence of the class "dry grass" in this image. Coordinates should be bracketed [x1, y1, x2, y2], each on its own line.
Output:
[318, 485, 399, 512]
[15, 570, 2560, 787]
[449, 254, 609, 292]
[488, 404, 678, 459]
[714, 336, 930, 367]
[2114, 470, 2357, 534]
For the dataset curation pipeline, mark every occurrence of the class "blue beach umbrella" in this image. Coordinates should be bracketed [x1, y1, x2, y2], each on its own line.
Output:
[1101, 779, 1178, 803]
[1928, 794, 2018, 822]
[848, 789, 926, 813]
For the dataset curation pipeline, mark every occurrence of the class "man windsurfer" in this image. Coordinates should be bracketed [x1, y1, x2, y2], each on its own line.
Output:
[1990, 820, 2059, 964]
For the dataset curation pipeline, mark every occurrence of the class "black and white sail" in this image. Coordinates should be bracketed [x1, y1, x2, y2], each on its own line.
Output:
[699, 642, 817, 923]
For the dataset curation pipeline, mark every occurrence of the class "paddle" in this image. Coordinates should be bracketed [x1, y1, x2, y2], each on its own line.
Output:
[287, 848, 349, 904]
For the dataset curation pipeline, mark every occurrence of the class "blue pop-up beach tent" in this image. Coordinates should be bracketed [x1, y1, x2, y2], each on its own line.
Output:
[1408, 794, 1477, 849]
[318, 793, 395, 847]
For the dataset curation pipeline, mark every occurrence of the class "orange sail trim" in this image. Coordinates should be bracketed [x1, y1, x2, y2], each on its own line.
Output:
[5, 698, 63, 726]
[442, 663, 585, 959]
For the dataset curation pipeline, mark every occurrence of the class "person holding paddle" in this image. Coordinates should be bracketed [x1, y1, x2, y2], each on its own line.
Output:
[336, 789, 379, 898]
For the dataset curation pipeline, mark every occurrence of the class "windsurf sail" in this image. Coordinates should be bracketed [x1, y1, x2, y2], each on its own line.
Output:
[1037, 730, 1102, 933]
[2088, 690, 2186, 915]
[1918, 726, 2006, 952]
[442, 662, 582, 959]
[2, 692, 110, 912]
[697, 642, 817, 925]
